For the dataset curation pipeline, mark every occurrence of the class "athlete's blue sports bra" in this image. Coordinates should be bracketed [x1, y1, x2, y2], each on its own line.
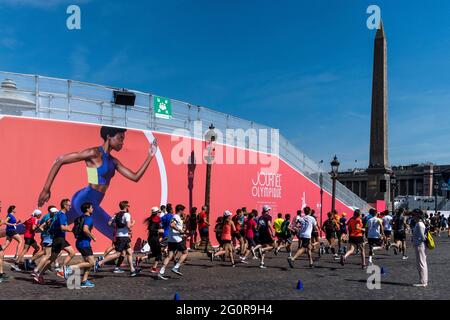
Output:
[87, 146, 116, 185]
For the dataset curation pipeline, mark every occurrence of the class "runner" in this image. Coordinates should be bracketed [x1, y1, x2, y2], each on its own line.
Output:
[187, 207, 198, 251]
[209, 210, 236, 266]
[365, 209, 385, 266]
[340, 209, 366, 268]
[2, 205, 23, 270]
[67, 202, 96, 288]
[339, 212, 348, 253]
[321, 212, 340, 259]
[256, 205, 275, 269]
[275, 213, 295, 257]
[287, 206, 317, 268]
[16, 209, 42, 271]
[160, 205, 174, 257]
[34, 199, 76, 284]
[158, 204, 189, 280]
[32, 206, 59, 277]
[0, 242, 6, 282]
[94, 201, 140, 276]
[273, 213, 284, 252]
[242, 211, 257, 261]
[391, 208, 408, 260]
[197, 206, 210, 253]
[144, 207, 163, 274]
[310, 210, 322, 256]
[382, 210, 393, 250]
[231, 209, 245, 258]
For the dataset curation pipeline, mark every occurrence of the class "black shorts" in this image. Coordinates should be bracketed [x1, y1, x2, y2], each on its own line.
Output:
[384, 230, 392, 237]
[259, 233, 274, 246]
[246, 237, 256, 248]
[77, 246, 93, 257]
[368, 238, 382, 247]
[6, 230, 17, 238]
[24, 238, 37, 246]
[232, 232, 241, 240]
[199, 227, 209, 238]
[394, 231, 406, 241]
[221, 240, 232, 245]
[168, 241, 187, 253]
[299, 238, 311, 248]
[148, 236, 162, 261]
[311, 231, 319, 238]
[114, 237, 131, 252]
[349, 236, 364, 245]
[52, 237, 71, 255]
[326, 231, 337, 241]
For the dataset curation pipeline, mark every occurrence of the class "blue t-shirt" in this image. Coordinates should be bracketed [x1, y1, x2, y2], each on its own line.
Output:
[39, 213, 52, 237]
[49, 212, 68, 239]
[76, 215, 94, 249]
[6, 213, 17, 231]
[161, 213, 173, 238]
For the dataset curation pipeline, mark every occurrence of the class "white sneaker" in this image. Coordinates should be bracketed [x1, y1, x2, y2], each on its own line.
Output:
[402, 256, 409, 260]
[412, 283, 428, 287]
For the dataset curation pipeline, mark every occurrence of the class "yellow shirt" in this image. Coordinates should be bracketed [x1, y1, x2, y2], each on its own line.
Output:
[274, 218, 284, 234]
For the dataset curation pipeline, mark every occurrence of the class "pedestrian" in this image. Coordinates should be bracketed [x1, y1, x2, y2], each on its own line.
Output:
[209, 210, 236, 266]
[158, 204, 189, 280]
[197, 206, 210, 253]
[365, 209, 385, 266]
[187, 207, 198, 250]
[67, 202, 97, 288]
[94, 201, 140, 276]
[16, 209, 42, 271]
[2, 205, 23, 270]
[340, 209, 366, 268]
[144, 207, 164, 274]
[412, 209, 428, 287]
[287, 206, 317, 268]
[392, 208, 408, 260]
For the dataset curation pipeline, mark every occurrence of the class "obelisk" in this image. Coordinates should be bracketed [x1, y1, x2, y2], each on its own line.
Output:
[366, 21, 392, 206]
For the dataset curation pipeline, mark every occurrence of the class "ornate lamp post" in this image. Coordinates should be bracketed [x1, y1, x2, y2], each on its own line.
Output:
[330, 155, 340, 213]
[204, 124, 217, 229]
[390, 174, 397, 214]
[434, 180, 439, 215]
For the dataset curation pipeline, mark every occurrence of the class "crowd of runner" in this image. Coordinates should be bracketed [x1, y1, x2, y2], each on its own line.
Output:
[0, 199, 442, 287]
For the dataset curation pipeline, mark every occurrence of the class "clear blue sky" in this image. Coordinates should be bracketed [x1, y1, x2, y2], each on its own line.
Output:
[0, 0, 449, 170]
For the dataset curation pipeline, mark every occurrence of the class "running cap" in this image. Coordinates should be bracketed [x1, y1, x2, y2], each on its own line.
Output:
[49, 207, 59, 213]
[32, 209, 42, 217]
[223, 210, 232, 217]
[262, 205, 271, 212]
[151, 206, 161, 214]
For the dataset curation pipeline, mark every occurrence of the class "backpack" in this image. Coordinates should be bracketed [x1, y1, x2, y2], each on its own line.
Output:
[114, 211, 127, 229]
[424, 228, 435, 250]
[72, 215, 85, 238]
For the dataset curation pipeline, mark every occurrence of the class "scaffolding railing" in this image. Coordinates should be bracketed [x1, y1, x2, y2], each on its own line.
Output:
[0, 70, 371, 212]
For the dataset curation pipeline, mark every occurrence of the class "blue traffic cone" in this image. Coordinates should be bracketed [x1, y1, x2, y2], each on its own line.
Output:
[380, 266, 386, 275]
[296, 280, 304, 291]
[174, 293, 181, 300]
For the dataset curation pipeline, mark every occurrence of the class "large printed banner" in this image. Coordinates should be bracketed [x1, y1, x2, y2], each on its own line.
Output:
[0, 116, 354, 254]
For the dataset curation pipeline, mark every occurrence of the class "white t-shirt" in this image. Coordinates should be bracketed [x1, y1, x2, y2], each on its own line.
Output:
[168, 214, 183, 243]
[383, 215, 393, 231]
[298, 215, 317, 239]
[366, 216, 382, 239]
[115, 212, 131, 237]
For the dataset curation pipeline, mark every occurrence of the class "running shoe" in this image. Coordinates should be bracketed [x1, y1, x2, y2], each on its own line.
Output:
[93, 261, 101, 273]
[56, 271, 65, 278]
[130, 268, 141, 277]
[64, 266, 72, 280]
[80, 280, 95, 288]
[412, 283, 428, 287]
[54, 267, 62, 273]
[309, 263, 314, 268]
[171, 267, 183, 276]
[113, 268, 125, 274]
[0, 273, 9, 281]
[402, 255, 409, 260]
[157, 273, 168, 280]
[240, 258, 249, 264]
[259, 264, 267, 269]
[33, 274, 45, 284]
[333, 254, 340, 261]
[150, 267, 159, 274]
[10, 264, 20, 272]
[287, 257, 295, 268]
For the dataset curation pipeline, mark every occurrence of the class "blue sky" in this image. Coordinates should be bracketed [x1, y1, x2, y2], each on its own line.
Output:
[0, 0, 449, 170]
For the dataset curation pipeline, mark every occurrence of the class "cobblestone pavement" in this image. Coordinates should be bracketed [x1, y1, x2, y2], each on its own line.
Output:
[1, 234, 449, 300]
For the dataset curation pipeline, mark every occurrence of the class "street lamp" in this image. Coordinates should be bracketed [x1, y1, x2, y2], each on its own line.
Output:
[390, 174, 397, 214]
[330, 155, 340, 213]
[318, 160, 324, 238]
[434, 180, 439, 215]
[204, 123, 217, 249]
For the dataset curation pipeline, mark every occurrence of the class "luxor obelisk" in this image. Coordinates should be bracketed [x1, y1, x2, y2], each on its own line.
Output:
[366, 21, 392, 206]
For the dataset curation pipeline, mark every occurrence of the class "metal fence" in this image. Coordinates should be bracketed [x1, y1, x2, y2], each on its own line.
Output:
[0, 70, 371, 212]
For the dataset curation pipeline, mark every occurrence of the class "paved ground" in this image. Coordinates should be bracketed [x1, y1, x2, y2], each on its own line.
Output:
[1, 234, 449, 300]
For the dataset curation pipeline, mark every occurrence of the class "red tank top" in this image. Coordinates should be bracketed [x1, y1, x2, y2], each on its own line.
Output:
[221, 221, 232, 241]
